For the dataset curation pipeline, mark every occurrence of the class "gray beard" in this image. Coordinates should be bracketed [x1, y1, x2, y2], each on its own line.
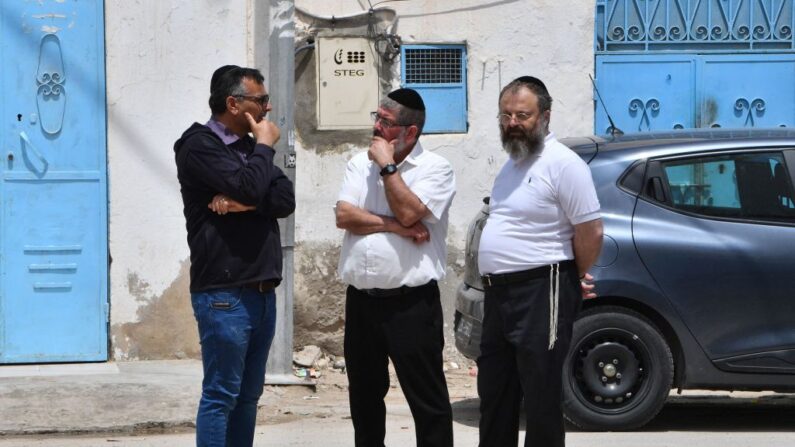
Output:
[501, 123, 545, 160]
[394, 134, 408, 157]
[372, 129, 410, 159]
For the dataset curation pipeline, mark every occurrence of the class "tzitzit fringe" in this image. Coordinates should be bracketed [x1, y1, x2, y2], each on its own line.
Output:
[548, 263, 560, 350]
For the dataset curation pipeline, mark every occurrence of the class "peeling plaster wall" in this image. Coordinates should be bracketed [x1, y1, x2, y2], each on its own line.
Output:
[292, 0, 594, 353]
[105, 2, 252, 360]
[293, 242, 346, 354]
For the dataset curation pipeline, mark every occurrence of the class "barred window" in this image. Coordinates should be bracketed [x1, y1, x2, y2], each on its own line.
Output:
[404, 47, 463, 84]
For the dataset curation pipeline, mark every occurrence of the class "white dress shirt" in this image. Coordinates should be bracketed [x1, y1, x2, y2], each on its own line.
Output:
[337, 142, 456, 289]
[478, 133, 601, 275]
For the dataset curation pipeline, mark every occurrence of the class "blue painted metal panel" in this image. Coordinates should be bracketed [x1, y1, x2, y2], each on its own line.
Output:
[595, 55, 696, 133]
[1, 1, 108, 363]
[595, 53, 795, 133]
[699, 55, 795, 128]
[401, 44, 467, 133]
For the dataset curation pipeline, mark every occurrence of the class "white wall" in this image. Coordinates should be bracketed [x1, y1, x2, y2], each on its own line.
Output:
[105, 1, 253, 359]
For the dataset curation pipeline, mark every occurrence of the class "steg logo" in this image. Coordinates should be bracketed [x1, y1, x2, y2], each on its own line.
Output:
[332, 48, 367, 77]
[333, 49, 366, 65]
[347, 51, 365, 63]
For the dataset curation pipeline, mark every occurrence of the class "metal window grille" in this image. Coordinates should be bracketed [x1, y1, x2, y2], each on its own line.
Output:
[404, 48, 463, 84]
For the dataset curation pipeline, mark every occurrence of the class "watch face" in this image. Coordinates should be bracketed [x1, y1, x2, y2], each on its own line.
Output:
[380, 164, 397, 176]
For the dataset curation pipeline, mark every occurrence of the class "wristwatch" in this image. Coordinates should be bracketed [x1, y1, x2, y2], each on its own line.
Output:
[380, 163, 398, 176]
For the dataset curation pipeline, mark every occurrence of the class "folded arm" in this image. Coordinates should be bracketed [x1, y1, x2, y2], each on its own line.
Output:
[179, 129, 284, 207]
[383, 173, 431, 227]
[335, 200, 429, 243]
[207, 166, 295, 218]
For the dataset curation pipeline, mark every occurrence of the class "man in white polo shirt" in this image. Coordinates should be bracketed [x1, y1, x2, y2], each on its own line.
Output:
[477, 76, 603, 447]
[335, 88, 456, 447]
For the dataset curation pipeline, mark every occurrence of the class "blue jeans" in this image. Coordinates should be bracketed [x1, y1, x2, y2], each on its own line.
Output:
[191, 287, 277, 447]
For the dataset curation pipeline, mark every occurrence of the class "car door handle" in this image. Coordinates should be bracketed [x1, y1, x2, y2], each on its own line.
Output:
[647, 177, 667, 203]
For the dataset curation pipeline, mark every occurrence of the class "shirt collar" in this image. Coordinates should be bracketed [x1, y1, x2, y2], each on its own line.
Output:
[206, 117, 240, 146]
[399, 141, 424, 167]
[538, 132, 557, 156]
[510, 131, 556, 166]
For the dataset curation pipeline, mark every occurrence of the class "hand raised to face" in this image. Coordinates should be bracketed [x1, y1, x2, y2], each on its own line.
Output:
[368, 136, 397, 168]
[245, 112, 280, 147]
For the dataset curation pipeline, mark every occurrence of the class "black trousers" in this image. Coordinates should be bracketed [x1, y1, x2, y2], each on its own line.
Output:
[477, 261, 581, 447]
[344, 282, 453, 447]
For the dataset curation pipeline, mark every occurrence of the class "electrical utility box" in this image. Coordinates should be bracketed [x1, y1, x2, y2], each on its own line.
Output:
[316, 37, 380, 130]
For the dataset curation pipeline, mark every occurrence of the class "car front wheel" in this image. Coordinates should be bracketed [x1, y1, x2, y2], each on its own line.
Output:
[562, 306, 674, 430]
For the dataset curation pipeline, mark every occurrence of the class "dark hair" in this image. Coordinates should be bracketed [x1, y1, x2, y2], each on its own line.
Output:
[208, 67, 265, 115]
[499, 75, 553, 113]
[379, 97, 426, 136]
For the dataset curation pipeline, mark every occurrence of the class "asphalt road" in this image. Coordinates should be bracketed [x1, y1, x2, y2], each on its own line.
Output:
[1, 394, 793, 447]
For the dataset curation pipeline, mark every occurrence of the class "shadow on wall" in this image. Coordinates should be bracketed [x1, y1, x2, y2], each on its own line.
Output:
[112, 258, 199, 360]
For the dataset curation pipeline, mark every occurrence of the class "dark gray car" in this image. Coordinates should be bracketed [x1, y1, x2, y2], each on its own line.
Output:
[454, 129, 795, 430]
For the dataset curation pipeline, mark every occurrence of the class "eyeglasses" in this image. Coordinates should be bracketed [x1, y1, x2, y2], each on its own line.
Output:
[370, 111, 408, 128]
[497, 111, 535, 125]
[235, 94, 270, 107]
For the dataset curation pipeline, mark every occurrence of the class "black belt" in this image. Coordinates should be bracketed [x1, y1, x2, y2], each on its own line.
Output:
[358, 280, 437, 298]
[481, 261, 576, 287]
[243, 280, 276, 293]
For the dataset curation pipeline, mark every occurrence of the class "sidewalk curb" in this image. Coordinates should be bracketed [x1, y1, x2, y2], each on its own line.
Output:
[0, 420, 196, 438]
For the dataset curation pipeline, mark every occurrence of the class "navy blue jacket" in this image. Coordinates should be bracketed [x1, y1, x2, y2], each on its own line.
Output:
[174, 123, 295, 292]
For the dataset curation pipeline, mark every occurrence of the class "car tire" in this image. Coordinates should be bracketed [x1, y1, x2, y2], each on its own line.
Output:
[562, 306, 673, 431]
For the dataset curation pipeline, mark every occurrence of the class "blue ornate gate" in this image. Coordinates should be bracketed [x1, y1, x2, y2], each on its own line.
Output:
[594, 0, 795, 133]
[0, 1, 108, 363]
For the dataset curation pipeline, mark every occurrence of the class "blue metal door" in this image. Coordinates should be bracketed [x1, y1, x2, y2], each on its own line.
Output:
[595, 54, 795, 132]
[0, 1, 108, 363]
[594, 0, 795, 134]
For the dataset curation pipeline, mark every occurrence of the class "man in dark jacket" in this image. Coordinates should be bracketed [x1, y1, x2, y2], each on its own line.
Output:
[174, 65, 295, 447]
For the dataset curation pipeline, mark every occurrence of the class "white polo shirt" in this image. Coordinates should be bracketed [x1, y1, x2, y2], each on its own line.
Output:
[478, 133, 601, 275]
[337, 142, 456, 289]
